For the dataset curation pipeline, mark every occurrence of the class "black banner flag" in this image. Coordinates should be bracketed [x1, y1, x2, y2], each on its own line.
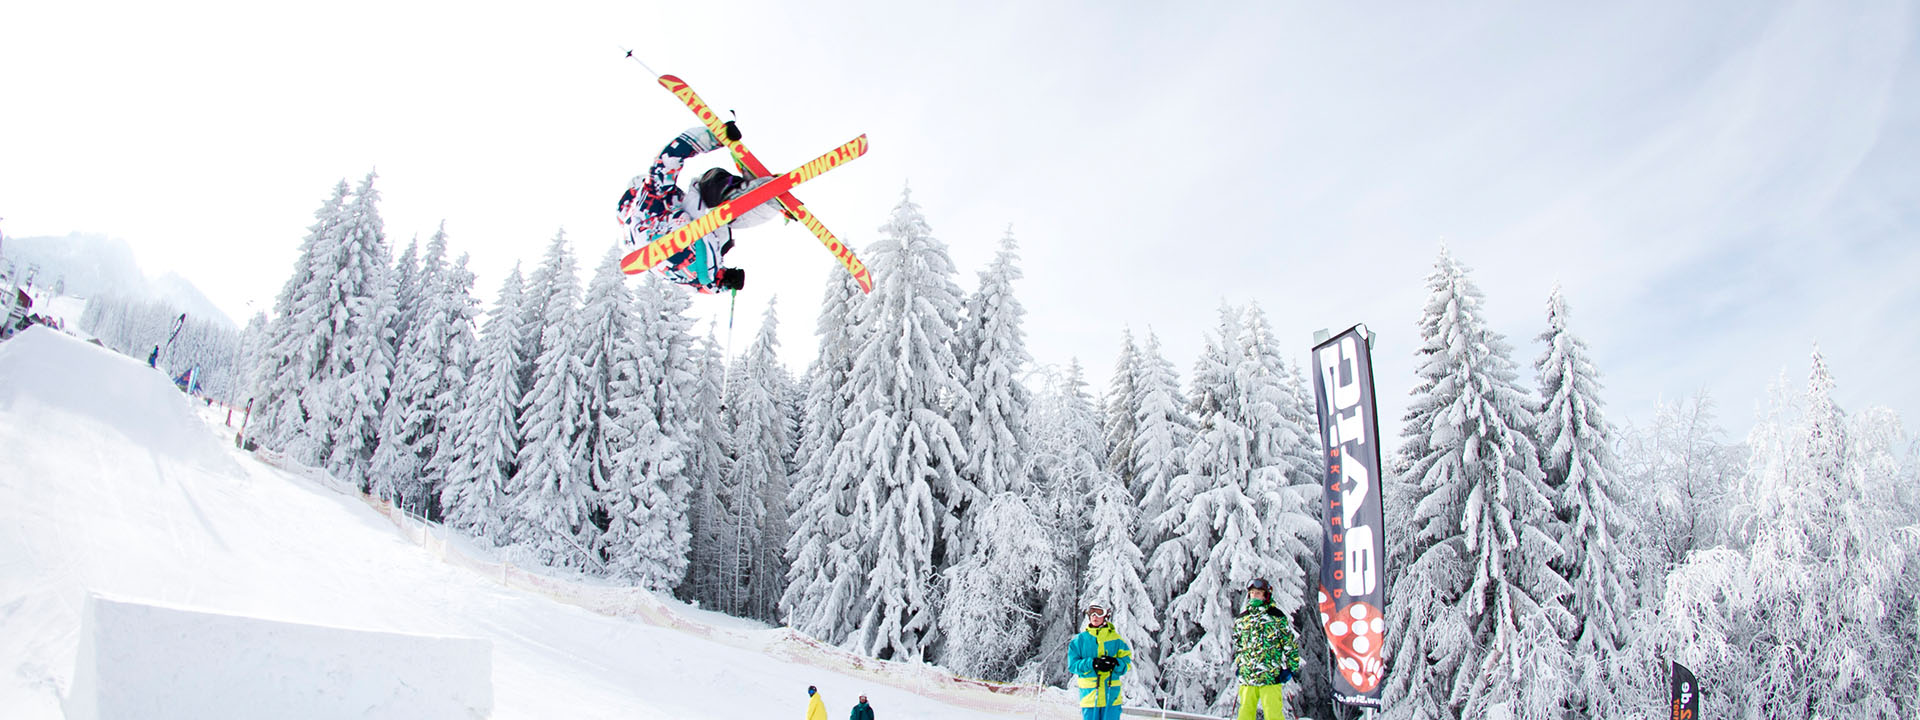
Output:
[1311, 325, 1388, 707]
[1670, 660, 1701, 719]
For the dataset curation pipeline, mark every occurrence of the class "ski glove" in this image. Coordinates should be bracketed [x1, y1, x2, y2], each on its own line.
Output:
[723, 120, 742, 142]
[1278, 670, 1292, 684]
[1092, 656, 1117, 673]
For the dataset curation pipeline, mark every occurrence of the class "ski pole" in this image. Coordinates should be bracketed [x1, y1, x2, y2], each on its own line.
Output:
[718, 287, 738, 410]
[621, 49, 659, 79]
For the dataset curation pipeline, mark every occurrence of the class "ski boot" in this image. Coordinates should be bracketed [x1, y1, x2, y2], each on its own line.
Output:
[713, 267, 747, 292]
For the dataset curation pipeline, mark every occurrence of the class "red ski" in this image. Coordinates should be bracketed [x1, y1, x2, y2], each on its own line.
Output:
[656, 74, 874, 293]
[621, 135, 868, 275]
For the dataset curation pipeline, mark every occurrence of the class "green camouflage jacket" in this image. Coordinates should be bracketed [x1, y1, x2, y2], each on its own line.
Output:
[1232, 601, 1301, 686]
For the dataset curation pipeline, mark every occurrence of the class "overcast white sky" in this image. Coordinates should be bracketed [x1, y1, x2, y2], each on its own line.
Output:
[4, 0, 1916, 439]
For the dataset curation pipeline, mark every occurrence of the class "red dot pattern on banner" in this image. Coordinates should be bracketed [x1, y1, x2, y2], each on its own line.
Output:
[1318, 588, 1384, 692]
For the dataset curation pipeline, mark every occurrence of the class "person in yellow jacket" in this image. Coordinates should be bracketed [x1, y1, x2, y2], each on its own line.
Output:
[806, 685, 828, 720]
[1067, 601, 1131, 720]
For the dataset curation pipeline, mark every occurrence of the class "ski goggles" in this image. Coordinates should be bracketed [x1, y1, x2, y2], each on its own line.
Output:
[1086, 605, 1109, 619]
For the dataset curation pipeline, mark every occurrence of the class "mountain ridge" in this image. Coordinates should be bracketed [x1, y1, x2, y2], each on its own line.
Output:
[2, 232, 235, 328]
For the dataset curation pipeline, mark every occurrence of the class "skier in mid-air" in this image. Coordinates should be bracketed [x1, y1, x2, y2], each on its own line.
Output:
[618, 122, 779, 292]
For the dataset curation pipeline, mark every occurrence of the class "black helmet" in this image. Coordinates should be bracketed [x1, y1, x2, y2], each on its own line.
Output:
[1248, 578, 1273, 593]
[694, 167, 745, 208]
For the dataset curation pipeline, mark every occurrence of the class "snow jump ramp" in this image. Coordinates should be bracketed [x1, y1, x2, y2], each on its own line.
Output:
[0, 326, 234, 474]
[64, 593, 493, 720]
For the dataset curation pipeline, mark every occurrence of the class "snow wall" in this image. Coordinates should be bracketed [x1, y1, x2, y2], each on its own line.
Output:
[64, 593, 493, 720]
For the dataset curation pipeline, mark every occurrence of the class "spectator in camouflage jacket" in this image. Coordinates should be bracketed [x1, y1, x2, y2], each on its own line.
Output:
[1232, 578, 1300, 720]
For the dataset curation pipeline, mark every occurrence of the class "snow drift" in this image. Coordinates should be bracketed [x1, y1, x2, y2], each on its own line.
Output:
[65, 593, 492, 720]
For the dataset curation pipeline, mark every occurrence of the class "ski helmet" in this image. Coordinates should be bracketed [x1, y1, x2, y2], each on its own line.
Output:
[694, 167, 744, 209]
[1248, 578, 1273, 594]
[1086, 601, 1110, 618]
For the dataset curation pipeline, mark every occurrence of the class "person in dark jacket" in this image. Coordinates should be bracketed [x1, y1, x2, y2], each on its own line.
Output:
[849, 695, 873, 720]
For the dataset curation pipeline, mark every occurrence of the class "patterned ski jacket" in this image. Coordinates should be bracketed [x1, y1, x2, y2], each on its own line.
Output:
[617, 126, 780, 291]
[1067, 622, 1131, 708]
[1232, 601, 1301, 686]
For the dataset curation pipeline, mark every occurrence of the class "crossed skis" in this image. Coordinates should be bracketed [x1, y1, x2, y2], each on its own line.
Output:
[620, 75, 874, 293]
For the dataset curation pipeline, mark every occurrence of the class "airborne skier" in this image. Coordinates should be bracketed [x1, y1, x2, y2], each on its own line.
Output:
[615, 65, 874, 292]
[617, 122, 780, 292]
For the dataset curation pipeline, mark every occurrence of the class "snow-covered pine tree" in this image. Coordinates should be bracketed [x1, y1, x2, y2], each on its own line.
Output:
[439, 266, 528, 545]
[250, 181, 348, 461]
[577, 247, 643, 570]
[508, 232, 598, 570]
[682, 326, 733, 586]
[513, 233, 564, 401]
[1080, 469, 1159, 701]
[1624, 391, 1740, 594]
[369, 229, 453, 514]
[1016, 358, 1107, 686]
[781, 268, 868, 642]
[1855, 407, 1920, 715]
[1240, 306, 1328, 714]
[1119, 329, 1189, 704]
[956, 228, 1033, 505]
[389, 238, 420, 337]
[1239, 303, 1324, 586]
[939, 491, 1064, 682]
[753, 317, 799, 624]
[238, 312, 268, 408]
[1129, 329, 1191, 548]
[1104, 330, 1142, 492]
[1149, 305, 1240, 712]
[1156, 304, 1315, 716]
[1610, 388, 1746, 714]
[1656, 349, 1915, 718]
[1382, 249, 1573, 720]
[683, 436, 728, 607]
[602, 274, 697, 591]
[422, 254, 480, 493]
[1532, 286, 1634, 716]
[828, 188, 968, 662]
[389, 235, 422, 350]
[713, 301, 796, 621]
[939, 228, 1042, 669]
[317, 172, 398, 491]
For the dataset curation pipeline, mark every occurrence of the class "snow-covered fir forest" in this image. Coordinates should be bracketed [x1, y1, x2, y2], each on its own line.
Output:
[228, 173, 1918, 718]
[78, 294, 256, 404]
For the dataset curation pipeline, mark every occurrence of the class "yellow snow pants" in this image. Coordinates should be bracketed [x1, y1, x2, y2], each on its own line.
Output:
[1236, 683, 1287, 720]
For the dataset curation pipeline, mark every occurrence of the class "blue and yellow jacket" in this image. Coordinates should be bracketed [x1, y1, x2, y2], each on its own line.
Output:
[1067, 622, 1131, 708]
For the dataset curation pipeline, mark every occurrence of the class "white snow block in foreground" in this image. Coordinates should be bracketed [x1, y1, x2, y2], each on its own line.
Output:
[65, 593, 493, 720]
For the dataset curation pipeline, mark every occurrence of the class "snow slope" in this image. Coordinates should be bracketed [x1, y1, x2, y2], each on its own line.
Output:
[0, 326, 1075, 719]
